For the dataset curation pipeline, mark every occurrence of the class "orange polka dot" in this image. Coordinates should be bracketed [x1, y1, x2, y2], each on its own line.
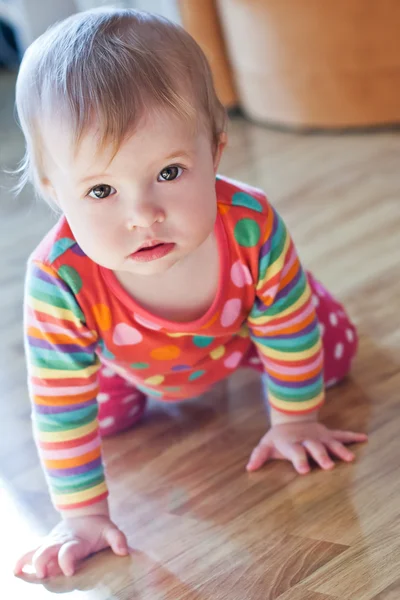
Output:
[151, 345, 181, 360]
[218, 204, 230, 215]
[92, 304, 112, 330]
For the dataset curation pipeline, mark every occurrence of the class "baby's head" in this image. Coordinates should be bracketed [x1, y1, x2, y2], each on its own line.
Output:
[16, 8, 227, 275]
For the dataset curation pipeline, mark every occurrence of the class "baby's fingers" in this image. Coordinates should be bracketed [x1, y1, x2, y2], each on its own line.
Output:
[327, 440, 355, 462]
[32, 545, 62, 579]
[278, 442, 310, 475]
[58, 540, 90, 577]
[246, 443, 273, 471]
[332, 430, 368, 444]
[302, 440, 335, 470]
[14, 549, 36, 575]
[104, 525, 129, 556]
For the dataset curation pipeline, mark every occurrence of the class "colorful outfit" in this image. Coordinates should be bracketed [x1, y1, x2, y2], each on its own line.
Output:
[24, 176, 357, 511]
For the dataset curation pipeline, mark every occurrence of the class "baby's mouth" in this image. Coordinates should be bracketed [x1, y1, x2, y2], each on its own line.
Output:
[129, 241, 175, 262]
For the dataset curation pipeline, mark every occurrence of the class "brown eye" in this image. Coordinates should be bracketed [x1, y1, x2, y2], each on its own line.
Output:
[88, 184, 116, 199]
[158, 166, 183, 182]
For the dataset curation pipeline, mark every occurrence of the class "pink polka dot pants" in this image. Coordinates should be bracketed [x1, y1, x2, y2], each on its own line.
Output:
[243, 271, 358, 386]
[308, 272, 358, 387]
[97, 367, 147, 437]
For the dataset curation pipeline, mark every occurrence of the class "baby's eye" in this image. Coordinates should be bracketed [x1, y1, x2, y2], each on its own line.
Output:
[157, 165, 183, 182]
[88, 184, 116, 199]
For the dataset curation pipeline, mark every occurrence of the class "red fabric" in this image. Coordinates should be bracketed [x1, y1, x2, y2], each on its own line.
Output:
[98, 272, 357, 436]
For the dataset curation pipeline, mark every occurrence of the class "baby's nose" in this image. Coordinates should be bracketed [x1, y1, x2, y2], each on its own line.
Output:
[125, 203, 165, 230]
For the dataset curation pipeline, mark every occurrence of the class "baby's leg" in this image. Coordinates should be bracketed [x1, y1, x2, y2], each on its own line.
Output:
[307, 272, 358, 387]
[243, 272, 358, 388]
[97, 364, 147, 437]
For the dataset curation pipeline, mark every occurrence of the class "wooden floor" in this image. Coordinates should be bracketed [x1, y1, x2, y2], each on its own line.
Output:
[1, 68, 400, 599]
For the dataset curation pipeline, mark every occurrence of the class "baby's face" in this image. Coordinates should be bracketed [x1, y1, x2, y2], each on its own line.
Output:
[41, 110, 224, 276]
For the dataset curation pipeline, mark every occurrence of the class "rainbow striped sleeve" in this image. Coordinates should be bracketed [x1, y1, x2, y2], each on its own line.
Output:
[24, 260, 108, 511]
[248, 207, 324, 415]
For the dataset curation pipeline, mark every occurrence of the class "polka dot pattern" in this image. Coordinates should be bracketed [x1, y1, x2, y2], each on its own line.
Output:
[172, 364, 191, 372]
[193, 335, 215, 348]
[49, 238, 76, 263]
[97, 393, 110, 403]
[231, 261, 252, 288]
[189, 370, 206, 381]
[57, 265, 83, 294]
[218, 204, 230, 215]
[93, 304, 112, 330]
[329, 313, 339, 326]
[99, 416, 115, 429]
[122, 393, 141, 404]
[224, 351, 243, 369]
[130, 362, 150, 370]
[128, 405, 141, 418]
[334, 343, 344, 359]
[232, 191, 263, 212]
[113, 323, 142, 346]
[151, 345, 181, 360]
[45, 181, 361, 454]
[144, 375, 165, 385]
[312, 295, 319, 307]
[234, 218, 261, 247]
[221, 298, 241, 327]
[210, 345, 226, 360]
[134, 313, 162, 330]
[249, 356, 261, 365]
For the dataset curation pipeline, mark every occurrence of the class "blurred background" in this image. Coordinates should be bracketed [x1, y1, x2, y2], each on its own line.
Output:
[1, 1, 400, 594]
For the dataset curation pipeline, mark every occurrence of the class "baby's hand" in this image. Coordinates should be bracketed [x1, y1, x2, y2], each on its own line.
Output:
[14, 514, 129, 579]
[246, 419, 368, 474]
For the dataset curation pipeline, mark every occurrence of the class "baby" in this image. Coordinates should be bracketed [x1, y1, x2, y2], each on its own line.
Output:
[13, 7, 367, 579]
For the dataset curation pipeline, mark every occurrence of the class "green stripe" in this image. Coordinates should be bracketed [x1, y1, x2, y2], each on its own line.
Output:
[34, 408, 98, 432]
[30, 289, 77, 314]
[258, 254, 271, 281]
[270, 216, 286, 262]
[252, 328, 319, 352]
[258, 213, 286, 281]
[50, 473, 105, 494]
[29, 271, 85, 321]
[261, 276, 307, 317]
[48, 465, 104, 488]
[30, 348, 94, 370]
[268, 378, 323, 402]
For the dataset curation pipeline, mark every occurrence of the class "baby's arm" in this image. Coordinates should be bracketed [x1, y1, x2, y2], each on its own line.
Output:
[14, 261, 128, 578]
[246, 207, 367, 473]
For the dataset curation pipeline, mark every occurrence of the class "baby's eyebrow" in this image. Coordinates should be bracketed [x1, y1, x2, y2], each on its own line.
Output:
[79, 173, 110, 184]
[163, 149, 192, 161]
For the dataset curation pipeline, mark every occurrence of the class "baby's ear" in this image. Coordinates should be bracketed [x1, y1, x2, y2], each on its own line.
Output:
[213, 132, 228, 172]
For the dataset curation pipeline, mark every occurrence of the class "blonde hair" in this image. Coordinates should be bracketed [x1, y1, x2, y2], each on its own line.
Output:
[15, 7, 227, 195]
